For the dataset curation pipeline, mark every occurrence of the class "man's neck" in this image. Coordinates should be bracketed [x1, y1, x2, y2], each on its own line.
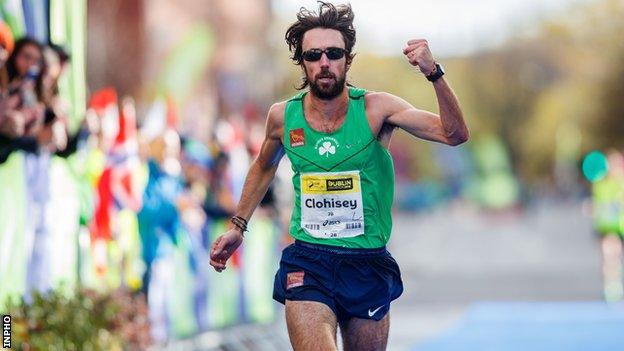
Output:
[306, 87, 349, 120]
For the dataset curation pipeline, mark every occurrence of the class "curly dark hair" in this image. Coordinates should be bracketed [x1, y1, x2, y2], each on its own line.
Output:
[285, 1, 356, 89]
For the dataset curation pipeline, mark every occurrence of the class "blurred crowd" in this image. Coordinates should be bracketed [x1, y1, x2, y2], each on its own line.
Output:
[0, 20, 284, 343]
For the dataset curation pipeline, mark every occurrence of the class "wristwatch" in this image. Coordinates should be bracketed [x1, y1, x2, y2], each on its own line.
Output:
[426, 63, 445, 82]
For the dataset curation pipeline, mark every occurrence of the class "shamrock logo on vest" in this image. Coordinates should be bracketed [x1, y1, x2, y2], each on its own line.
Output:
[318, 141, 336, 157]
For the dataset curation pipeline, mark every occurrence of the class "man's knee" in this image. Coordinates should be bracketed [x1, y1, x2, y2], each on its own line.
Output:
[340, 314, 390, 351]
[285, 300, 338, 351]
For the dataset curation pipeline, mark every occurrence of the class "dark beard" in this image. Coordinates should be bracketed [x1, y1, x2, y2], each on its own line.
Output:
[309, 70, 346, 100]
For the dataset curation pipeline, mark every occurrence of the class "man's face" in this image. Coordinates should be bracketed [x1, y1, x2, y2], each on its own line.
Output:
[301, 28, 348, 100]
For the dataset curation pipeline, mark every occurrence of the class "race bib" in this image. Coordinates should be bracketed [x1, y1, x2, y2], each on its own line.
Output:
[300, 171, 365, 239]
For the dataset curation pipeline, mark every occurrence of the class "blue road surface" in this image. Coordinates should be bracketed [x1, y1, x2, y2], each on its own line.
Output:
[411, 301, 624, 351]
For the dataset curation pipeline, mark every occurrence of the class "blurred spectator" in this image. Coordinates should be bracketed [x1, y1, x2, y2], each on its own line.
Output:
[179, 137, 211, 231]
[41, 45, 69, 106]
[137, 128, 184, 341]
[592, 150, 624, 302]
[137, 128, 183, 289]
[179, 137, 212, 330]
[203, 151, 236, 220]
[1, 36, 80, 296]
[39, 43, 76, 155]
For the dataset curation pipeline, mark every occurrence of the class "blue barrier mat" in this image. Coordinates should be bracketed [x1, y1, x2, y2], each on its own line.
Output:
[411, 301, 624, 351]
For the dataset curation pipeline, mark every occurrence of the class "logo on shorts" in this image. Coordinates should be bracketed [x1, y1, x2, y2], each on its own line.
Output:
[368, 305, 384, 317]
[290, 128, 305, 147]
[287, 271, 305, 289]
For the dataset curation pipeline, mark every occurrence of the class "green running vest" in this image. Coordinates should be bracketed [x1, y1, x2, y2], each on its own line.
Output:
[283, 87, 395, 248]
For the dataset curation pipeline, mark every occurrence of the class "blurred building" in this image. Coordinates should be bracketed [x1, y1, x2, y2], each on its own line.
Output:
[87, 0, 274, 140]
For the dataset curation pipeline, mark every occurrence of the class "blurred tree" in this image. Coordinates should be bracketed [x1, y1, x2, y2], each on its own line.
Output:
[596, 47, 624, 149]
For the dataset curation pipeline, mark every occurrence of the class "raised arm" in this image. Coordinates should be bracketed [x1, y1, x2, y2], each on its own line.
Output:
[371, 39, 469, 146]
[209, 102, 286, 271]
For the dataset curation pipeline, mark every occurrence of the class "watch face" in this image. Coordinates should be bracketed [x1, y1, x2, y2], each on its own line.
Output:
[427, 63, 444, 82]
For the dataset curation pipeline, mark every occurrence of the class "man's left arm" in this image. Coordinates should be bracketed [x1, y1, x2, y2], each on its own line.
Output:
[382, 39, 469, 146]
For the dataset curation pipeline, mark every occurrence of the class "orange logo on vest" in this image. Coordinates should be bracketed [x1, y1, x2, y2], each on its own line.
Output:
[290, 128, 305, 147]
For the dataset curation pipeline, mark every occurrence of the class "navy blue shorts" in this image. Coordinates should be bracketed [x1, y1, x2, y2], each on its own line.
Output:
[273, 240, 404, 322]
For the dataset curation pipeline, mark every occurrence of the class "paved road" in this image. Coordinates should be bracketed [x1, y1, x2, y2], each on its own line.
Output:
[387, 200, 603, 350]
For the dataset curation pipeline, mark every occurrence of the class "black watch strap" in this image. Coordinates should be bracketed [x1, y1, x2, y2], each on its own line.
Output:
[426, 63, 444, 82]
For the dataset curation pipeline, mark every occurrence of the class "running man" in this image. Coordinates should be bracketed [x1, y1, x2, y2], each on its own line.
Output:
[210, 2, 469, 350]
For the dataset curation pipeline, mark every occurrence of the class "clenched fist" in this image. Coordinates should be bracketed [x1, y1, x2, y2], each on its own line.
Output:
[403, 39, 436, 76]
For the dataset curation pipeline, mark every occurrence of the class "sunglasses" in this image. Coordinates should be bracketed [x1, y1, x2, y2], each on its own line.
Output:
[302, 47, 347, 62]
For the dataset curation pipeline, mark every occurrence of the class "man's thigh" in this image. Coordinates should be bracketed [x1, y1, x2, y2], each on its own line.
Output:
[339, 314, 390, 351]
[285, 300, 339, 351]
